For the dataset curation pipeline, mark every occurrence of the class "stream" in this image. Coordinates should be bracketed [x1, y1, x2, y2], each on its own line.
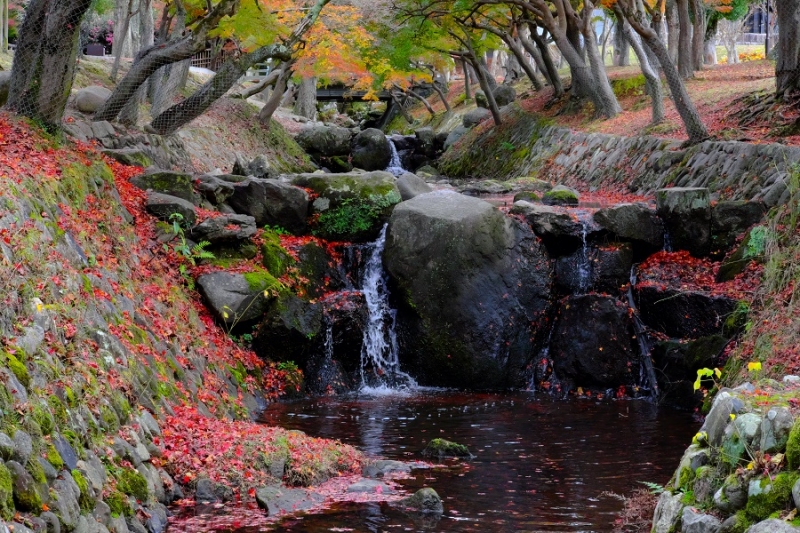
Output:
[256, 390, 697, 532]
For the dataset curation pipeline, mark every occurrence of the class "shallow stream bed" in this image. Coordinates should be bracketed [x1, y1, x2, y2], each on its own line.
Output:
[254, 390, 697, 532]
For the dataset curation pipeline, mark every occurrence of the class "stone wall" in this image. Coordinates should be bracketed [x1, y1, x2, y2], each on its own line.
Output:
[438, 107, 800, 207]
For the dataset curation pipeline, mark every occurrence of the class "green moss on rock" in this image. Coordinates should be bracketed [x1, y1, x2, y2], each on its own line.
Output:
[46, 444, 64, 470]
[72, 470, 95, 511]
[106, 489, 133, 517]
[4, 352, 30, 388]
[261, 233, 294, 277]
[421, 438, 473, 459]
[785, 419, 800, 470]
[26, 458, 47, 485]
[542, 188, 579, 206]
[243, 271, 281, 293]
[117, 468, 149, 501]
[0, 463, 14, 520]
[31, 402, 55, 436]
[745, 472, 799, 522]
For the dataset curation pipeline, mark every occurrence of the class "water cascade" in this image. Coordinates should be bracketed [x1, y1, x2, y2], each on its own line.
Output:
[576, 217, 592, 294]
[627, 267, 660, 399]
[358, 225, 416, 390]
[385, 137, 406, 177]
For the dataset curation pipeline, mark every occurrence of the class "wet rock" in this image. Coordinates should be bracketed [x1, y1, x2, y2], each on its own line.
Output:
[421, 439, 472, 459]
[351, 129, 392, 171]
[144, 192, 196, 227]
[656, 187, 711, 257]
[593, 203, 664, 253]
[636, 285, 737, 339]
[463, 108, 491, 128]
[227, 178, 309, 234]
[550, 295, 637, 390]
[291, 171, 401, 242]
[189, 214, 256, 245]
[458, 180, 512, 196]
[254, 486, 324, 516]
[513, 191, 540, 203]
[652, 336, 729, 409]
[710, 200, 767, 257]
[131, 170, 198, 205]
[396, 173, 433, 201]
[143, 503, 168, 533]
[385, 191, 552, 388]
[510, 201, 588, 254]
[398, 488, 443, 514]
[555, 243, 632, 294]
[253, 294, 321, 371]
[194, 478, 232, 503]
[197, 272, 277, 328]
[542, 185, 580, 206]
[346, 479, 392, 493]
[362, 460, 412, 478]
[681, 507, 721, 533]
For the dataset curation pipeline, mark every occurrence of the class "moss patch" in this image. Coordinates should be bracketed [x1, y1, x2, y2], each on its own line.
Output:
[72, 470, 95, 511]
[421, 438, 473, 459]
[0, 463, 13, 520]
[46, 444, 64, 470]
[117, 468, 149, 502]
[106, 489, 133, 518]
[786, 419, 800, 470]
[261, 232, 294, 277]
[745, 472, 799, 522]
[3, 351, 30, 388]
[243, 271, 281, 293]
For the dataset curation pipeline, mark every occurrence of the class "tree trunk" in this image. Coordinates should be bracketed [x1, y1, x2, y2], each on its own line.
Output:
[468, 51, 502, 125]
[111, 0, 137, 81]
[1, 0, 8, 53]
[118, 0, 154, 126]
[406, 86, 435, 115]
[461, 59, 473, 100]
[614, 24, 631, 66]
[582, 3, 621, 118]
[234, 69, 281, 99]
[257, 66, 293, 124]
[690, 0, 705, 70]
[527, 25, 564, 97]
[704, 38, 717, 65]
[776, 0, 800, 97]
[293, 77, 317, 119]
[615, 9, 664, 124]
[676, 0, 694, 78]
[149, 43, 291, 134]
[624, 7, 709, 143]
[149, 0, 189, 117]
[478, 55, 498, 91]
[473, 21, 544, 92]
[390, 92, 414, 123]
[429, 79, 451, 113]
[666, 0, 679, 64]
[6, 0, 93, 129]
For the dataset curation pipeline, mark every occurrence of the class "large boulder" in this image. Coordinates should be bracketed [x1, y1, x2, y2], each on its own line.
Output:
[463, 108, 491, 128]
[593, 203, 664, 253]
[194, 174, 237, 206]
[636, 285, 737, 338]
[384, 191, 552, 388]
[396, 173, 433, 201]
[510, 201, 594, 255]
[550, 295, 637, 389]
[542, 185, 580, 206]
[656, 187, 711, 257]
[189, 214, 257, 245]
[710, 200, 767, 258]
[255, 486, 324, 516]
[351, 128, 392, 171]
[131, 170, 199, 204]
[291, 171, 401, 242]
[492, 85, 516, 107]
[227, 178, 309, 234]
[554, 243, 633, 294]
[145, 192, 196, 227]
[197, 271, 279, 328]
[75, 86, 112, 114]
[295, 125, 353, 158]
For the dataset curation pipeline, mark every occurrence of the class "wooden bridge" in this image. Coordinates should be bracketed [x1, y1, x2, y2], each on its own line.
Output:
[315, 85, 393, 102]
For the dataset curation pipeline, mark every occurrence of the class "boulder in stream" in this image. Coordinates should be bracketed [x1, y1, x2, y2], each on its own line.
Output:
[384, 191, 552, 389]
[351, 128, 392, 171]
[656, 187, 711, 257]
[227, 178, 309, 234]
[421, 438, 473, 459]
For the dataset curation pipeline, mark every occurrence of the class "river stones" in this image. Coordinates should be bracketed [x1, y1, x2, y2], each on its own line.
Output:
[656, 187, 711, 257]
[226, 178, 309, 234]
[421, 439, 472, 460]
[384, 190, 552, 388]
[398, 488, 444, 514]
[351, 128, 391, 171]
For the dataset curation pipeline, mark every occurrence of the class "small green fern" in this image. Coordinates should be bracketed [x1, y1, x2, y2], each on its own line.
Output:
[638, 481, 665, 494]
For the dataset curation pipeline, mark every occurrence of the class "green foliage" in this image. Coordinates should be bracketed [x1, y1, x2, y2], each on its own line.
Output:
[694, 367, 722, 392]
[611, 74, 647, 98]
[638, 481, 665, 494]
[30, 401, 55, 436]
[26, 458, 47, 485]
[3, 351, 31, 388]
[786, 419, 800, 470]
[745, 226, 769, 259]
[166, 213, 216, 266]
[46, 444, 64, 470]
[314, 193, 399, 240]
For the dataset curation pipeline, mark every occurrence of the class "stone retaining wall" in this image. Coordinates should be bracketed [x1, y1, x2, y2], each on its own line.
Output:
[438, 107, 800, 207]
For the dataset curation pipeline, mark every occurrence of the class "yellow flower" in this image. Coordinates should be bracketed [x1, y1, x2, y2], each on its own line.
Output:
[748, 361, 762, 372]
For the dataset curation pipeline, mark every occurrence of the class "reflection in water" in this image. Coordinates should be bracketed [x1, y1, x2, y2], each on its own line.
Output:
[254, 391, 697, 532]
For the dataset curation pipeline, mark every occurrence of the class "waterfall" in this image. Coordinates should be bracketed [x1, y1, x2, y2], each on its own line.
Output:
[576, 219, 591, 294]
[358, 225, 416, 391]
[385, 138, 406, 177]
[627, 267, 660, 399]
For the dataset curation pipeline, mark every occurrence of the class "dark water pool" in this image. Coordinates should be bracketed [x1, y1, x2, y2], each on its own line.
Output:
[255, 390, 697, 533]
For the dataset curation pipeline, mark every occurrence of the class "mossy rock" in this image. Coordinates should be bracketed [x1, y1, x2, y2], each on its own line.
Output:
[513, 191, 540, 203]
[72, 470, 95, 511]
[421, 438, 473, 459]
[542, 186, 580, 206]
[745, 472, 799, 522]
[243, 271, 281, 293]
[0, 463, 13, 520]
[106, 489, 133, 518]
[3, 351, 30, 388]
[786, 419, 800, 470]
[45, 444, 64, 470]
[117, 467, 150, 502]
[31, 401, 55, 435]
[261, 232, 295, 277]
